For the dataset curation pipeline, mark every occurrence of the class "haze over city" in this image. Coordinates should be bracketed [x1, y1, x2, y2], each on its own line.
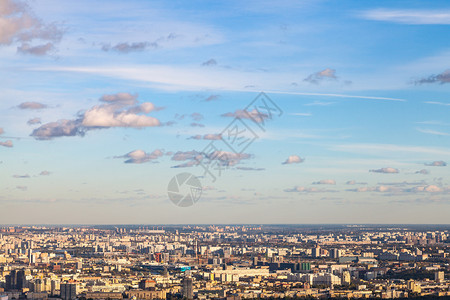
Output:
[1, 0, 450, 224]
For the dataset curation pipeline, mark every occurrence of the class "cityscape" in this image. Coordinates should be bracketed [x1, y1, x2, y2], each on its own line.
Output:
[1, 0, 450, 298]
[0, 225, 449, 299]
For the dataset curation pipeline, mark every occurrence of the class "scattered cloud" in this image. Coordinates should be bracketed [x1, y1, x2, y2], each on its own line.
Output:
[0, 140, 13, 147]
[303, 68, 337, 84]
[415, 70, 450, 85]
[0, 0, 63, 55]
[190, 112, 204, 121]
[361, 9, 450, 25]
[284, 186, 335, 193]
[39, 171, 51, 176]
[202, 59, 217, 66]
[313, 179, 336, 185]
[117, 149, 164, 164]
[347, 185, 399, 193]
[190, 122, 205, 127]
[0, 128, 3, 135]
[346, 180, 367, 185]
[18, 102, 47, 110]
[425, 160, 447, 167]
[409, 185, 444, 193]
[190, 134, 222, 140]
[205, 95, 220, 102]
[222, 109, 269, 123]
[31, 119, 84, 140]
[31, 93, 161, 139]
[170, 150, 251, 168]
[16, 185, 27, 191]
[369, 167, 400, 174]
[13, 174, 30, 178]
[27, 117, 41, 125]
[101, 41, 158, 53]
[17, 42, 55, 56]
[282, 155, 304, 165]
[235, 166, 265, 171]
[415, 169, 429, 175]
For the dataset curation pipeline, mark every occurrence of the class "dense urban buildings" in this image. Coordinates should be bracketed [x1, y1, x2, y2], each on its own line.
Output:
[0, 225, 449, 299]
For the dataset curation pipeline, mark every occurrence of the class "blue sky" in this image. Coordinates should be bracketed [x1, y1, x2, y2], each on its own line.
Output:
[1, 0, 450, 224]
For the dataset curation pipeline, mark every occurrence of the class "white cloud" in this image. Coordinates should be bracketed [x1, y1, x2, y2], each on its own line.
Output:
[222, 109, 269, 123]
[282, 155, 304, 164]
[284, 186, 336, 193]
[369, 167, 399, 174]
[190, 134, 222, 140]
[425, 160, 447, 167]
[313, 179, 336, 185]
[304, 68, 337, 84]
[18, 101, 47, 110]
[0, 140, 13, 147]
[0, 0, 63, 55]
[31, 93, 161, 139]
[119, 149, 164, 164]
[27, 117, 41, 125]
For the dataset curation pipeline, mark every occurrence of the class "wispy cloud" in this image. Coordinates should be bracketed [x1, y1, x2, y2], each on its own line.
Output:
[425, 101, 450, 107]
[360, 9, 450, 25]
[333, 143, 450, 157]
[290, 112, 312, 117]
[417, 128, 450, 136]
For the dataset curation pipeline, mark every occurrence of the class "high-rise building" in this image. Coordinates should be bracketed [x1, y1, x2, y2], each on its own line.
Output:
[312, 246, 321, 258]
[330, 249, 341, 259]
[341, 271, 351, 285]
[182, 277, 193, 300]
[60, 283, 77, 300]
[435, 271, 445, 283]
[5, 269, 28, 291]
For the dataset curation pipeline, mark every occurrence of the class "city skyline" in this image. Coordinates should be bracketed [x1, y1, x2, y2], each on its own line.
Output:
[1, 0, 450, 224]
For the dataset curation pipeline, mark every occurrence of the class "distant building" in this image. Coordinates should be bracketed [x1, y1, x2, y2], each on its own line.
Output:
[182, 277, 193, 300]
[341, 271, 351, 285]
[5, 269, 27, 291]
[139, 279, 156, 290]
[125, 290, 166, 300]
[435, 271, 445, 283]
[60, 283, 77, 300]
